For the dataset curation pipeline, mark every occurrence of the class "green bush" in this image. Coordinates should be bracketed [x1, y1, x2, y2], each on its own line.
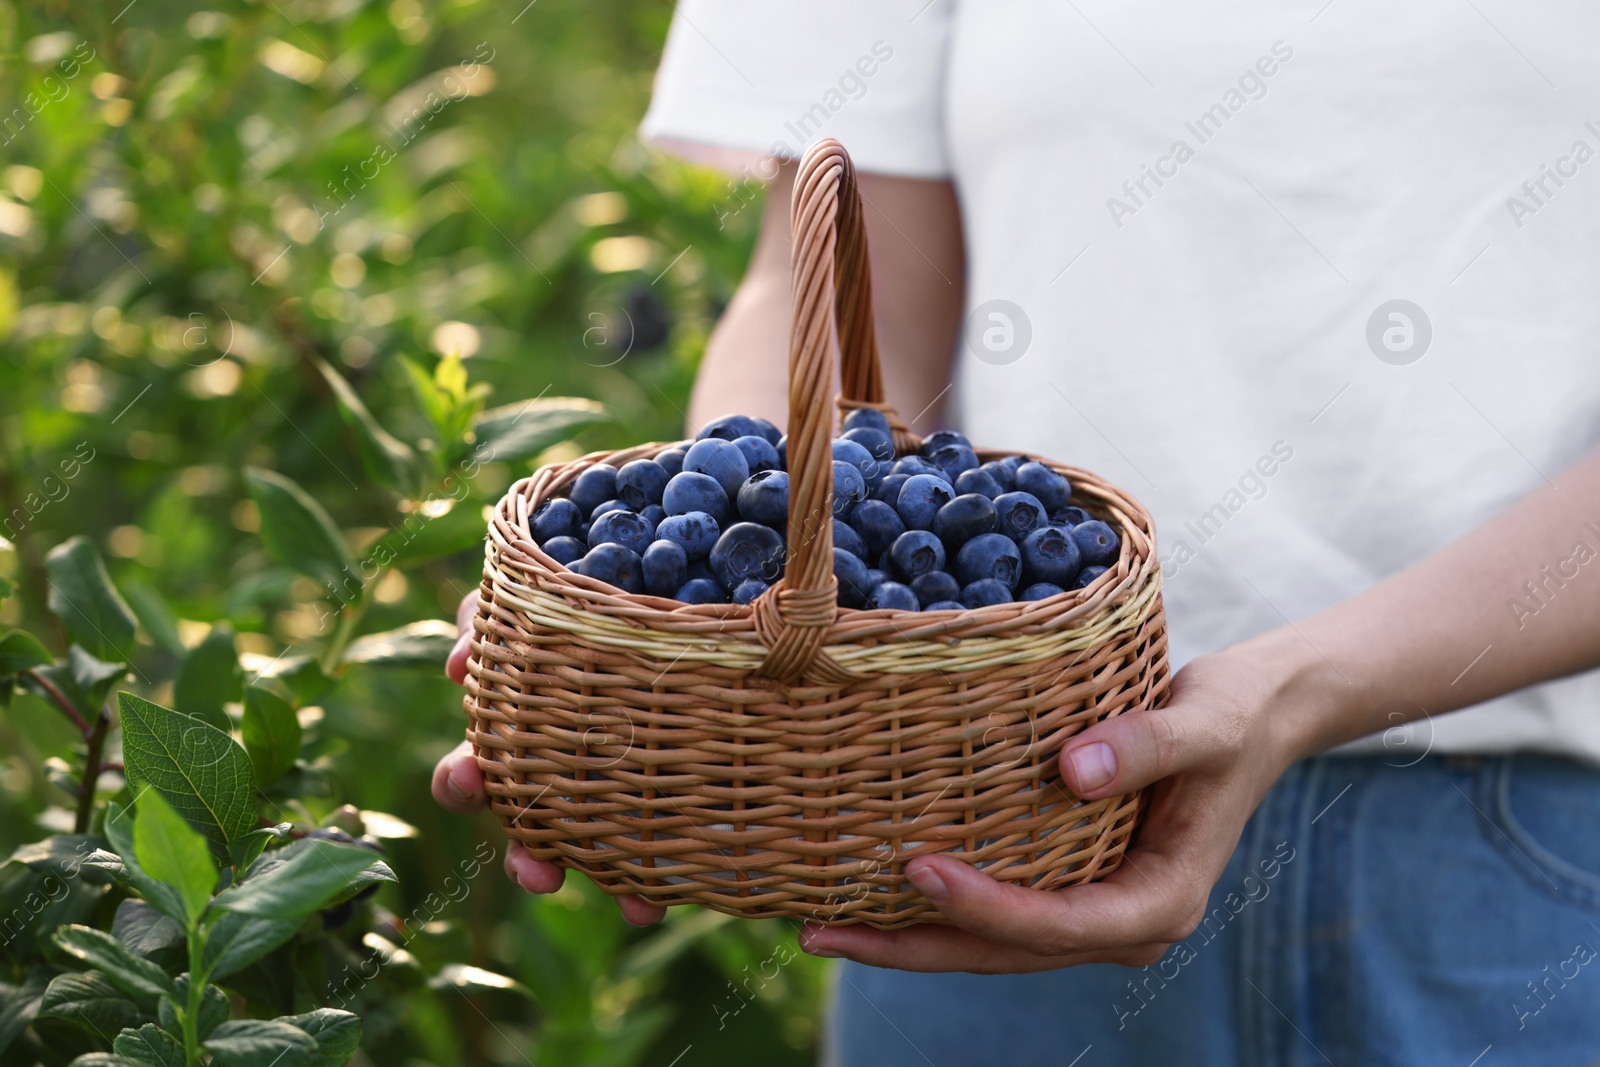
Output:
[0, 1, 825, 1064]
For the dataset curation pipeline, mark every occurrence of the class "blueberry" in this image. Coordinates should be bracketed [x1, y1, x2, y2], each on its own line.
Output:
[960, 578, 1013, 608]
[684, 438, 750, 500]
[675, 577, 726, 604]
[842, 408, 891, 436]
[656, 512, 720, 561]
[641, 504, 667, 528]
[888, 530, 947, 582]
[993, 492, 1047, 543]
[750, 417, 783, 445]
[932, 494, 999, 553]
[978, 460, 1016, 493]
[848, 499, 906, 560]
[834, 547, 873, 608]
[663, 471, 731, 526]
[574, 543, 643, 593]
[732, 434, 782, 475]
[1020, 582, 1066, 601]
[955, 468, 1004, 500]
[997, 454, 1031, 478]
[867, 581, 919, 611]
[924, 599, 966, 611]
[1072, 521, 1120, 567]
[832, 518, 868, 561]
[955, 532, 1023, 589]
[697, 414, 764, 442]
[875, 473, 910, 505]
[1051, 506, 1093, 528]
[709, 522, 786, 590]
[896, 474, 955, 530]
[892, 455, 949, 484]
[1020, 525, 1082, 586]
[588, 498, 628, 522]
[832, 437, 878, 479]
[910, 570, 960, 607]
[919, 430, 971, 456]
[876, 548, 894, 573]
[616, 459, 670, 511]
[775, 434, 787, 469]
[1014, 462, 1072, 512]
[654, 447, 687, 477]
[736, 469, 789, 528]
[587, 509, 655, 555]
[731, 578, 769, 605]
[532, 498, 583, 543]
[832, 460, 868, 519]
[1075, 565, 1109, 589]
[864, 568, 889, 593]
[841, 426, 895, 466]
[928, 443, 979, 480]
[641, 540, 688, 598]
[569, 464, 619, 517]
[541, 535, 586, 565]
[686, 558, 717, 585]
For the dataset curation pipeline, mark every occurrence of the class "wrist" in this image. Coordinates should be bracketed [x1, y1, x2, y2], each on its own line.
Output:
[1218, 624, 1362, 767]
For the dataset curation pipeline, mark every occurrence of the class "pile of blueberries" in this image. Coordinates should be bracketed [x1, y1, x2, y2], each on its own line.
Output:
[529, 410, 1121, 610]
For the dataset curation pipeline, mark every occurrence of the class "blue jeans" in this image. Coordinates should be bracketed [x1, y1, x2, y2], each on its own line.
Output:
[828, 754, 1600, 1066]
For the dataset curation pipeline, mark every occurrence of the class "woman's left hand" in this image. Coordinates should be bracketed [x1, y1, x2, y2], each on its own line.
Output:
[798, 644, 1305, 972]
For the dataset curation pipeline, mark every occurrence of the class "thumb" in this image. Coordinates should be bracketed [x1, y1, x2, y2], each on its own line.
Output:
[1059, 702, 1223, 798]
[446, 590, 480, 686]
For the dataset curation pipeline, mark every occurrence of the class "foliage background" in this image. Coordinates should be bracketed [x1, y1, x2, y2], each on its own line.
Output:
[0, 0, 825, 1063]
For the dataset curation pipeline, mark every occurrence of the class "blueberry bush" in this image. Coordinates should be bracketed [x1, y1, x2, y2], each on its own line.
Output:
[0, 0, 824, 1063]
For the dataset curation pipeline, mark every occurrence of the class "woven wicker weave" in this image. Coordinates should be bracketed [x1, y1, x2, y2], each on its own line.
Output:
[464, 139, 1169, 928]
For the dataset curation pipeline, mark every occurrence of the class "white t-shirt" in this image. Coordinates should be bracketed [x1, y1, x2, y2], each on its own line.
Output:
[641, 0, 1600, 763]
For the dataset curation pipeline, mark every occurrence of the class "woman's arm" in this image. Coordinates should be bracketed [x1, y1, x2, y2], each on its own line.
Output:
[801, 450, 1600, 972]
[687, 160, 966, 435]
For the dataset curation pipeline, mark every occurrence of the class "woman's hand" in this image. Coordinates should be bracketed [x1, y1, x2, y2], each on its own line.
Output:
[798, 639, 1311, 972]
[430, 591, 666, 926]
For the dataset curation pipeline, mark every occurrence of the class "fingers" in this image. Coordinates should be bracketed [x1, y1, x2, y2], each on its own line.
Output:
[616, 894, 666, 927]
[798, 920, 1166, 974]
[1060, 700, 1235, 798]
[446, 590, 480, 685]
[503, 845, 565, 894]
[430, 741, 487, 814]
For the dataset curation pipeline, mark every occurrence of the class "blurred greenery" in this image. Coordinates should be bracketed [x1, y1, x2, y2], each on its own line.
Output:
[0, 0, 826, 1064]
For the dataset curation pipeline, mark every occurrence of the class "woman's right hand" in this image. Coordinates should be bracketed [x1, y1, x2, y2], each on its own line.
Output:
[431, 590, 666, 926]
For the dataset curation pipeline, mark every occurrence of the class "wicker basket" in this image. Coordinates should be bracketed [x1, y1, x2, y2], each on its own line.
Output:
[464, 139, 1168, 928]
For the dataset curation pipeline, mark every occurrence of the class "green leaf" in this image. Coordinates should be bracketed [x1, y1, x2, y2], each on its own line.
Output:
[240, 687, 300, 788]
[203, 1018, 316, 1067]
[243, 468, 352, 591]
[399, 357, 450, 440]
[341, 620, 457, 667]
[133, 789, 217, 927]
[111, 900, 184, 959]
[214, 840, 389, 921]
[317, 359, 416, 492]
[367, 502, 486, 568]
[117, 692, 255, 858]
[472, 396, 607, 463]
[0, 629, 51, 674]
[68, 645, 127, 709]
[38, 971, 147, 1037]
[172, 627, 241, 731]
[45, 537, 138, 662]
[0, 967, 53, 1054]
[102, 803, 188, 924]
[121, 582, 186, 657]
[242, 654, 334, 706]
[6, 834, 105, 878]
[278, 1009, 360, 1067]
[66, 1055, 145, 1067]
[199, 911, 302, 981]
[226, 822, 291, 873]
[427, 964, 531, 999]
[52, 927, 175, 1009]
[112, 1022, 185, 1067]
[157, 978, 227, 1042]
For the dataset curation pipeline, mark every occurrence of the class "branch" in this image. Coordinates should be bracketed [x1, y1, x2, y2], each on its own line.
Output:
[24, 667, 90, 734]
[75, 707, 111, 835]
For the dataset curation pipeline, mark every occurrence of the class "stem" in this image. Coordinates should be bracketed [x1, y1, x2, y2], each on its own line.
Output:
[25, 668, 90, 734]
[319, 587, 372, 673]
[74, 707, 110, 834]
[182, 917, 206, 1067]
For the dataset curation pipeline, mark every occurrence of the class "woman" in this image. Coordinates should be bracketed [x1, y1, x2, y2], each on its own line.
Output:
[435, 3, 1600, 1063]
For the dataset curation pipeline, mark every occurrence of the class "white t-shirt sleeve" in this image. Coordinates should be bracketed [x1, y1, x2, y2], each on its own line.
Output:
[640, 0, 954, 179]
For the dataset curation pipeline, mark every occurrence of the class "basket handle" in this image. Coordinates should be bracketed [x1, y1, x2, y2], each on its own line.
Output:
[753, 138, 897, 685]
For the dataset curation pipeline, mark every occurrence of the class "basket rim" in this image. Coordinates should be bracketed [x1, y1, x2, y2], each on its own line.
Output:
[482, 436, 1162, 655]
